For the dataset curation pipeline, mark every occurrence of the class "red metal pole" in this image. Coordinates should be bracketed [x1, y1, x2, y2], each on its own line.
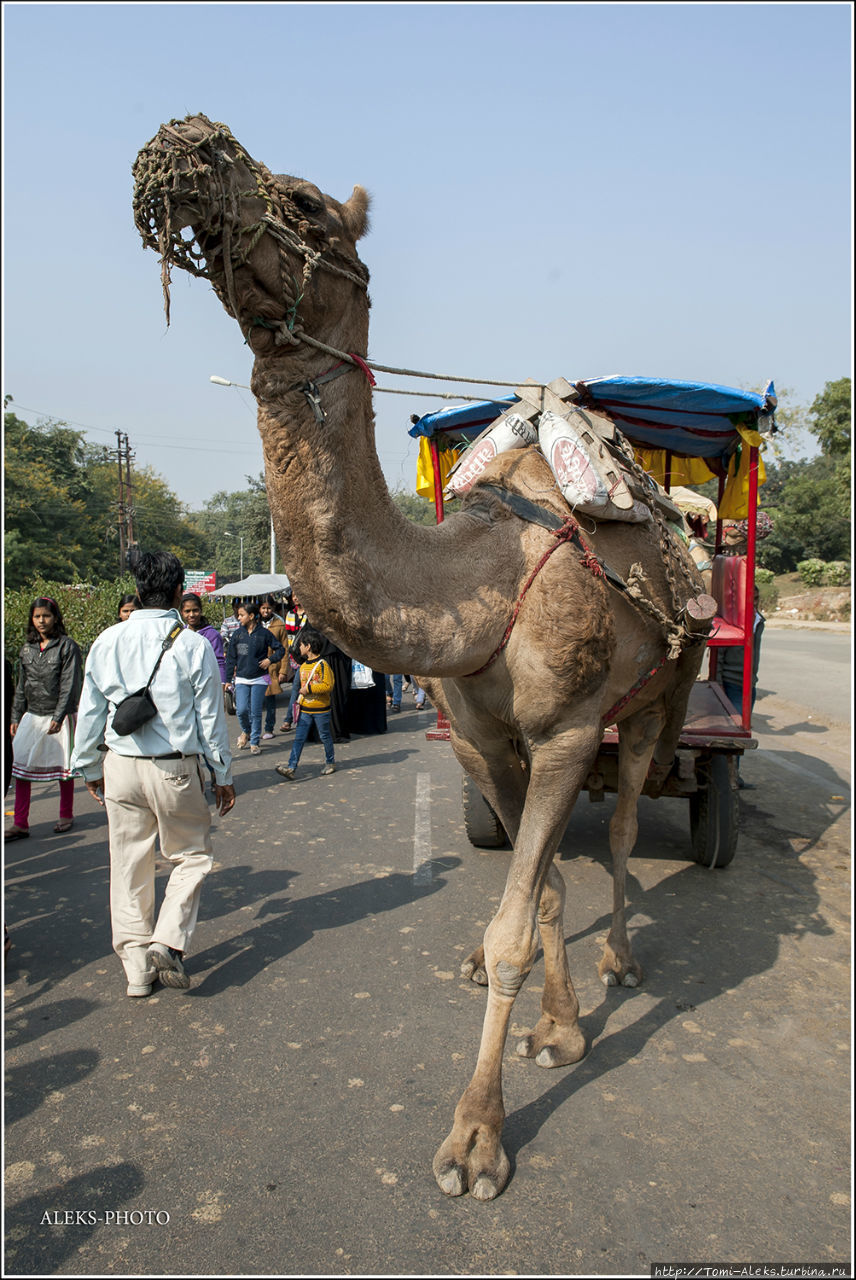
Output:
[708, 470, 729, 681]
[428, 434, 450, 736]
[430, 438, 445, 524]
[741, 446, 760, 731]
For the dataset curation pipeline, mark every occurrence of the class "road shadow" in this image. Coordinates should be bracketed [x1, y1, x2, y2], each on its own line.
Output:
[752, 702, 828, 735]
[223, 745, 422, 797]
[501, 786, 833, 1161]
[190, 856, 461, 997]
[4, 997, 100, 1051]
[5, 1047, 100, 1125]
[3, 830, 113, 991]
[4, 1162, 145, 1276]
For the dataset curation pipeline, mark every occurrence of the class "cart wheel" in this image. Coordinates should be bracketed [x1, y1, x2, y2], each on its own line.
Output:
[462, 774, 509, 849]
[689, 753, 738, 868]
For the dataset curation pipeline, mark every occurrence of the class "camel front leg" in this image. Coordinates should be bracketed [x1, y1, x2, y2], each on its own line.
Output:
[433, 887, 538, 1200]
[599, 704, 666, 987]
[434, 723, 600, 1198]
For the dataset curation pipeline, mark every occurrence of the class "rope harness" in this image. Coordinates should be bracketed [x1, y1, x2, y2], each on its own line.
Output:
[133, 116, 370, 342]
[466, 484, 709, 722]
[133, 116, 708, 724]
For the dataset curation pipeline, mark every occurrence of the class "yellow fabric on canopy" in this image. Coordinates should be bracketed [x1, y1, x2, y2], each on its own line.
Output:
[718, 426, 768, 519]
[415, 436, 462, 502]
[633, 448, 718, 487]
[634, 436, 766, 520]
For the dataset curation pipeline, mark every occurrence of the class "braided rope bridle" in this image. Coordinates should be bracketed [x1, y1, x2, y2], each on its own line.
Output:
[132, 115, 370, 343]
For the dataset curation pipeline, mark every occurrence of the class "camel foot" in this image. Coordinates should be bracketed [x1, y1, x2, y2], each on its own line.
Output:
[460, 945, 488, 986]
[515, 1013, 587, 1068]
[433, 1127, 510, 1201]
[598, 943, 643, 988]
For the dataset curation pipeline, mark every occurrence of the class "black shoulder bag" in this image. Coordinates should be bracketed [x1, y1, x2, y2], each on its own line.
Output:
[111, 622, 183, 736]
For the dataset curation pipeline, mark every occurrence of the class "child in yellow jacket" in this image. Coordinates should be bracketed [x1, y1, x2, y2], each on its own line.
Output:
[275, 628, 336, 780]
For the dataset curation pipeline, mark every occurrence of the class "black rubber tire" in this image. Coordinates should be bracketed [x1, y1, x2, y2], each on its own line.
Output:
[689, 753, 739, 868]
[462, 774, 509, 848]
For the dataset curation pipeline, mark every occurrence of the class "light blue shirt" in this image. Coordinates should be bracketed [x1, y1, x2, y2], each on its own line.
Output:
[71, 608, 233, 785]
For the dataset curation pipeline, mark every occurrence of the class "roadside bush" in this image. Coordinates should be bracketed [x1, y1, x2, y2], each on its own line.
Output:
[823, 561, 851, 586]
[757, 583, 779, 613]
[755, 568, 775, 585]
[4, 576, 137, 670]
[797, 558, 826, 587]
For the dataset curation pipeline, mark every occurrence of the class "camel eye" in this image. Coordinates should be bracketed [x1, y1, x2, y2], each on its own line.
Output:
[292, 191, 322, 217]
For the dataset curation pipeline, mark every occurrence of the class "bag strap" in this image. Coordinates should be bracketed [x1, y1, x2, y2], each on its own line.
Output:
[303, 659, 323, 689]
[144, 621, 184, 693]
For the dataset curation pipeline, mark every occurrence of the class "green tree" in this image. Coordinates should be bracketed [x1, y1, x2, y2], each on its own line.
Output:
[4, 410, 111, 587]
[808, 378, 851, 457]
[4, 574, 138, 667]
[4, 407, 206, 587]
[389, 488, 443, 527]
[758, 454, 850, 572]
[193, 475, 277, 579]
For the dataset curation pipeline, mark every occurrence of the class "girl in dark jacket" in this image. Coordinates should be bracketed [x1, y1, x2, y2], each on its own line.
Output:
[6, 597, 83, 840]
[224, 601, 284, 754]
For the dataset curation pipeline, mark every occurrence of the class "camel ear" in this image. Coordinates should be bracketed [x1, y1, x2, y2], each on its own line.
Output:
[341, 185, 370, 241]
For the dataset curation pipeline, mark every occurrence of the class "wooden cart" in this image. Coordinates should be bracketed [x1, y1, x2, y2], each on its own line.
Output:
[410, 376, 776, 868]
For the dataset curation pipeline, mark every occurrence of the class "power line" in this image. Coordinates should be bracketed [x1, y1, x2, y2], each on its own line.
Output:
[6, 401, 259, 457]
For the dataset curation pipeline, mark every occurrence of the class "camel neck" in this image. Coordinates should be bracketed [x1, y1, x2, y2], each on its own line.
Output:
[251, 354, 517, 677]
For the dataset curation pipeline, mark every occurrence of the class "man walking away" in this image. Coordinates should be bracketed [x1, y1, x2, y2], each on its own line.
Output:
[71, 551, 235, 997]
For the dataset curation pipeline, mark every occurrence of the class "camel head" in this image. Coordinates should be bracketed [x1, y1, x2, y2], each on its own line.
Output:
[133, 113, 371, 359]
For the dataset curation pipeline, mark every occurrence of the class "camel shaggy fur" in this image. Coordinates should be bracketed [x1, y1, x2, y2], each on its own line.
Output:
[134, 115, 708, 1200]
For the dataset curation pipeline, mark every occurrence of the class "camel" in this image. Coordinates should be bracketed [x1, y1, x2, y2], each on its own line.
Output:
[133, 114, 709, 1200]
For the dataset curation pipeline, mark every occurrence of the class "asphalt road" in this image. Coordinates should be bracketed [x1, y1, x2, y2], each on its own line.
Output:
[4, 650, 851, 1276]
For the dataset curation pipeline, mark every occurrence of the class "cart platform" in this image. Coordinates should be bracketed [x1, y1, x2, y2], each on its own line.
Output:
[602, 679, 757, 751]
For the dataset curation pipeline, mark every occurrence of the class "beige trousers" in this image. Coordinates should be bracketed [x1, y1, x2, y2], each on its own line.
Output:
[103, 752, 213, 985]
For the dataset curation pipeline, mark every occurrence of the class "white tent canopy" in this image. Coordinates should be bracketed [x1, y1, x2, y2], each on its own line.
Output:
[211, 573, 291, 598]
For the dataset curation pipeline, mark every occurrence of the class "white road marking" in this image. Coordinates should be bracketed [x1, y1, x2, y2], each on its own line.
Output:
[413, 772, 433, 884]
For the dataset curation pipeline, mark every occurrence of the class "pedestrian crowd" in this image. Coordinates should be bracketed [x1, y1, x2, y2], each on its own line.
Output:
[4, 552, 429, 998]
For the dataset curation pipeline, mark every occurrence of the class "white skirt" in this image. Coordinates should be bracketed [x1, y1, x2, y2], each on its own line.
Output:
[11, 712, 76, 783]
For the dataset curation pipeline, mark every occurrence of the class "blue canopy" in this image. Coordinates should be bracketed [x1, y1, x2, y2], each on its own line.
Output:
[409, 376, 776, 461]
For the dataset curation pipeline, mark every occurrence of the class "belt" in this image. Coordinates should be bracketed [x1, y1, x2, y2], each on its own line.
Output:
[103, 747, 195, 761]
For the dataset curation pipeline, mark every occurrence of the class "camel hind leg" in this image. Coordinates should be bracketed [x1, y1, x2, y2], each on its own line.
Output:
[515, 860, 586, 1067]
[445, 724, 529, 986]
[598, 701, 667, 988]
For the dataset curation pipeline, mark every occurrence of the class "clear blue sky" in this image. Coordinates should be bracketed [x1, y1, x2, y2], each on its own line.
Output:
[3, 3, 852, 512]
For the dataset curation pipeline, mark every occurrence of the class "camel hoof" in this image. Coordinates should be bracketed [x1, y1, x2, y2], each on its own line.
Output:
[622, 972, 639, 988]
[602, 970, 618, 986]
[433, 1134, 510, 1200]
[535, 1046, 561, 1068]
[471, 1175, 502, 1201]
[435, 1165, 466, 1197]
[516, 1036, 535, 1058]
[460, 954, 488, 985]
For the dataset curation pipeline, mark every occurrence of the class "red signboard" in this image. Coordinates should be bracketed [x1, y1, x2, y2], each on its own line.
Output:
[183, 571, 217, 596]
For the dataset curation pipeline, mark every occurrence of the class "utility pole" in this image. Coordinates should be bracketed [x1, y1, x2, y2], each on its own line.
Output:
[122, 432, 136, 551]
[115, 429, 126, 570]
[115, 431, 137, 569]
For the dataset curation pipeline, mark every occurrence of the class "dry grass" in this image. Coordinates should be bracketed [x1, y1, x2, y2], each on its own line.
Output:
[772, 573, 851, 622]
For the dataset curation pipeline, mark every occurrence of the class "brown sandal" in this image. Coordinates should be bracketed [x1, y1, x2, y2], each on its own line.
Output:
[53, 821, 74, 834]
[4, 827, 30, 841]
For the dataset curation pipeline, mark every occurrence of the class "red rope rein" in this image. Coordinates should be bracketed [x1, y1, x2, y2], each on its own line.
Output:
[464, 513, 673, 721]
[466, 517, 591, 677]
